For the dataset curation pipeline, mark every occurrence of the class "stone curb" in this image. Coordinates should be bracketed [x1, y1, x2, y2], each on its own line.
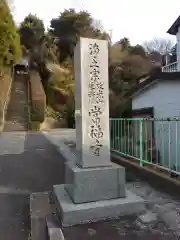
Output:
[46, 216, 65, 240]
[42, 131, 76, 162]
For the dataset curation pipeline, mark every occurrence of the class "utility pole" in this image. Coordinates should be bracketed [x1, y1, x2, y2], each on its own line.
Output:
[109, 29, 113, 45]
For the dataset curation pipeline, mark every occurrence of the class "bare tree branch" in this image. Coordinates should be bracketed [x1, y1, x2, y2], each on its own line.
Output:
[143, 37, 175, 55]
[91, 19, 104, 32]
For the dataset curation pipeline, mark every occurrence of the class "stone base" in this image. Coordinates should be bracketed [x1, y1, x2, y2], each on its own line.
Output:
[64, 161, 126, 204]
[54, 185, 145, 227]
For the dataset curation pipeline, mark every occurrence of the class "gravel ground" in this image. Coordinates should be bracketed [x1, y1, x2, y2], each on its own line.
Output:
[63, 215, 177, 240]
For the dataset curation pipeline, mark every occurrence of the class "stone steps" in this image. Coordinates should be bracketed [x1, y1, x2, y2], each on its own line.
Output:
[3, 74, 30, 132]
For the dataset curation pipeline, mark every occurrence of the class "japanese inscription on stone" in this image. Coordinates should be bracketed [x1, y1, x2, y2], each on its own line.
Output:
[88, 42, 105, 156]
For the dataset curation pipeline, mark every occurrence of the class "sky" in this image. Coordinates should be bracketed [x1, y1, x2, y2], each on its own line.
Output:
[13, 0, 180, 45]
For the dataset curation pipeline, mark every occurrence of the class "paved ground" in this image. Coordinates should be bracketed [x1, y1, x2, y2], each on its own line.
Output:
[0, 131, 66, 240]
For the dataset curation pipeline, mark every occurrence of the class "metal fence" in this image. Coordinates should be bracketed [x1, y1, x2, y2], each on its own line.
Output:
[110, 118, 180, 176]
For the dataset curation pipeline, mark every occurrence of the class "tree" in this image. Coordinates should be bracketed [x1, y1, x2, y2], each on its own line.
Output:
[143, 37, 175, 55]
[50, 8, 109, 61]
[40, 34, 59, 63]
[118, 38, 130, 50]
[19, 14, 45, 51]
[109, 43, 128, 65]
[17, 9, 157, 121]
[120, 55, 152, 82]
[109, 89, 131, 118]
[0, 0, 21, 67]
[108, 38, 154, 117]
[129, 44, 146, 58]
[49, 9, 91, 61]
[109, 39, 153, 91]
[149, 51, 162, 64]
[19, 14, 59, 67]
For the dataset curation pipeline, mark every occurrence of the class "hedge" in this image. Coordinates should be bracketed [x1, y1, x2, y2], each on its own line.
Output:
[29, 70, 46, 122]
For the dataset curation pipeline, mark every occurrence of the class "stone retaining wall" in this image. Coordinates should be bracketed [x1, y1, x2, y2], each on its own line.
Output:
[29, 70, 46, 123]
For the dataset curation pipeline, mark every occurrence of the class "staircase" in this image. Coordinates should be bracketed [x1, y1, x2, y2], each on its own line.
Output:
[3, 74, 29, 132]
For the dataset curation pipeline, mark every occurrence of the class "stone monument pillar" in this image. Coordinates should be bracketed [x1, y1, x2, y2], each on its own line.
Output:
[54, 38, 145, 226]
[74, 38, 111, 168]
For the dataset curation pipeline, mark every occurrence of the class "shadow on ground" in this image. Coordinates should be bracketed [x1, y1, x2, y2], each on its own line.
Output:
[0, 132, 65, 192]
[0, 131, 65, 240]
[63, 216, 176, 240]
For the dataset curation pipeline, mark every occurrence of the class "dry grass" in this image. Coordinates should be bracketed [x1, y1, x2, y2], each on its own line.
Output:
[46, 63, 70, 74]
[29, 121, 41, 131]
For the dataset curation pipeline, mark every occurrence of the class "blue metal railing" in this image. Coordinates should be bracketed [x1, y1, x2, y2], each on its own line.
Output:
[110, 118, 180, 176]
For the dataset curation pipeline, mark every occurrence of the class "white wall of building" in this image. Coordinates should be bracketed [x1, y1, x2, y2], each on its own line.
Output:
[132, 80, 180, 171]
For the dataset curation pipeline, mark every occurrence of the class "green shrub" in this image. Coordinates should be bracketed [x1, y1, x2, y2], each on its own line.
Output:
[0, 0, 21, 66]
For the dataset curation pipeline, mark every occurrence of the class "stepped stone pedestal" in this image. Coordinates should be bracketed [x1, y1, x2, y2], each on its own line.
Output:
[54, 38, 145, 227]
